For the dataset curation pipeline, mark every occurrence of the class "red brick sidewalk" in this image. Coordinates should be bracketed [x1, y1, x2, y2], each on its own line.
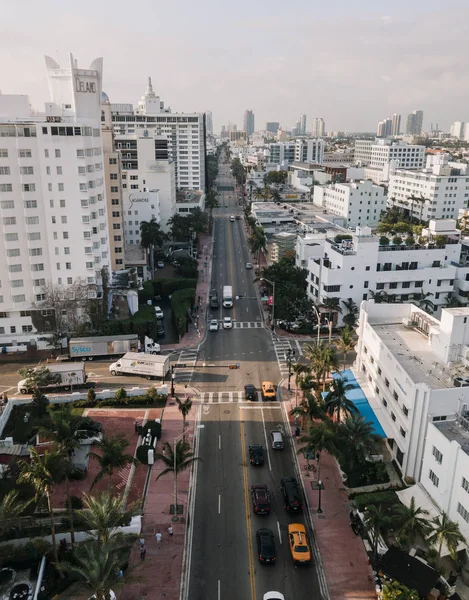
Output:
[281, 382, 376, 600]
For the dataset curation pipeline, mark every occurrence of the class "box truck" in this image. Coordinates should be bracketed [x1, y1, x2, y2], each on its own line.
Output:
[223, 285, 233, 308]
[109, 352, 170, 380]
[66, 335, 160, 360]
[18, 363, 88, 394]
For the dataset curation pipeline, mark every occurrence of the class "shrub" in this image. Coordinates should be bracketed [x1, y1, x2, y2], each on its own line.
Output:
[171, 288, 196, 337]
[153, 277, 198, 297]
[392, 235, 403, 246]
[115, 387, 128, 402]
[334, 234, 353, 244]
[176, 265, 199, 278]
[352, 490, 399, 512]
[138, 281, 154, 304]
[379, 236, 389, 246]
[405, 235, 415, 246]
[68, 495, 84, 510]
[87, 387, 97, 406]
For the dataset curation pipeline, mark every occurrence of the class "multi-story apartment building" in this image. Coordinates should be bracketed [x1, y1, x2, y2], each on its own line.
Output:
[354, 301, 469, 480]
[243, 110, 255, 136]
[0, 53, 110, 344]
[388, 155, 469, 221]
[406, 110, 424, 135]
[294, 138, 325, 164]
[354, 139, 425, 170]
[268, 142, 296, 166]
[205, 111, 213, 135]
[303, 220, 466, 326]
[354, 140, 373, 165]
[377, 118, 392, 138]
[311, 118, 326, 138]
[111, 79, 206, 191]
[313, 180, 386, 227]
[391, 113, 401, 136]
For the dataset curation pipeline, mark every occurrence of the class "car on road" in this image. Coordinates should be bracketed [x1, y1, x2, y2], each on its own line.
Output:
[280, 476, 303, 512]
[288, 523, 311, 564]
[157, 260, 165, 269]
[223, 317, 233, 329]
[261, 381, 276, 400]
[230, 215, 235, 222]
[251, 483, 271, 514]
[209, 319, 219, 332]
[235, 215, 240, 220]
[270, 430, 284, 450]
[154, 306, 164, 320]
[263, 594, 284, 600]
[249, 444, 264, 466]
[246, 262, 253, 269]
[156, 321, 165, 338]
[244, 384, 256, 400]
[256, 528, 276, 564]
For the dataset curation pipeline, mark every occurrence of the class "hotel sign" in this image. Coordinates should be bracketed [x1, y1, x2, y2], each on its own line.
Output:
[75, 78, 96, 94]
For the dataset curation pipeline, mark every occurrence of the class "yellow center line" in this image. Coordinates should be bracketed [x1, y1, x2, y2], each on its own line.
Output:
[240, 411, 256, 600]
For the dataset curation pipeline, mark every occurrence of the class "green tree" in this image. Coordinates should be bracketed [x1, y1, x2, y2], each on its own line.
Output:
[18, 448, 63, 564]
[304, 343, 340, 391]
[155, 440, 201, 520]
[434, 234, 447, 246]
[205, 190, 220, 221]
[321, 297, 342, 324]
[18, 365, 61, 393]
[0, 491, 32, 537]
[392, 235, 403, 246]
[188, 207, 209, 236]
[298, 420, 339, 480]
[382, 580, 419, 600]
[405, 235, 415, 247]
[336, 327, 355, 369]
[364, 504, 389, 560]
[89, 434, 135, 489]
[249, 226, 267, 263]
[338, 413, 380, 470]
[426, 511, 466, 570]
[31, 388, 50, 415]
[392, 496, 432, 551]
[176, 396, 193, 437]
[412, 288, 434, 314]
[140, 217, 166, 277]
[341, 298, 359, 328]
[324, 377, 358, 421]
[77, 491, 137, 546]
[379, 236, 390, 246]
[167, 213, 191, 241]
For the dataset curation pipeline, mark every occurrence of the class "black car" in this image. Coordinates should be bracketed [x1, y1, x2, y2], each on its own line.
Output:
[256, 528, 276, 564]
[244, 384, 256, 400]
[156, 321, 165, 338]
[280, 476, 303, 513]
[249, 444, 264, 466]
[251, 483, 271, 514]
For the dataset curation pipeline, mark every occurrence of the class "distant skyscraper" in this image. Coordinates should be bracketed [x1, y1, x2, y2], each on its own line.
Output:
[451, 121, 466, 139]
[205, 111, 213, 135]
[377, 118, 392, 137]
[295, 120, 301, 136]
[300, 114, 307, 135]
[391, 113, 401, 136]
[266, 121, 280, 135]
[312, 118, 326, 137]
[406, 110, 424, 135]
[243, 110, 255, 136]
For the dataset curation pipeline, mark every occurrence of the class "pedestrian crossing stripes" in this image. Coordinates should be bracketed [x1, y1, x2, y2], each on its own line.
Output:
[273, 339, 293, 377]
[199, 391, 278, 404]
[173, 349, 198, 383]
[217, 321, 263, 329]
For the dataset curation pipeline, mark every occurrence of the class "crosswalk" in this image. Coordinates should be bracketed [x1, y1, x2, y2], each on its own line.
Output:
[173, 349, 198, 383]
[273, 338, 294, 377]
[199, 391, 277, 404]
[217, 321, 263, 329]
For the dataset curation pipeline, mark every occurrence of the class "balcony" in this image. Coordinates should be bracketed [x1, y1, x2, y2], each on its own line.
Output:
[326, 239, 356, 256]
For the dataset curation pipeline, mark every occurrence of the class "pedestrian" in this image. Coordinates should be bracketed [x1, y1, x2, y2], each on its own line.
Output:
[134, 420, 139, 434]
[168, 525, 173, 539]
[140, 545, 146, 561]
[139, 536, 145, 548]
[155, 530, 162, 548]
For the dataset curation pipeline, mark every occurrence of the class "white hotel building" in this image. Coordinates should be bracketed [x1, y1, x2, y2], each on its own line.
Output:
[0, 54, 110, 345]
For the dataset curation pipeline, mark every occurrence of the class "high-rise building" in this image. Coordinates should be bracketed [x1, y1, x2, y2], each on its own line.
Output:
[111, 80, 206, 191]
[205, 111, 213, 135]
[300, 114, 307, 135]
[266, 122, 280, 135]
[391, 113, 401, 136]
[406, 110, 424, 135]
[243, 110, 255, 136]
[311, 118, 325, 138]
[450, 121, 466, 140]
[294, 138, 325, 164]
[0, 53, 110, 343]
[377, 118, 392, 137]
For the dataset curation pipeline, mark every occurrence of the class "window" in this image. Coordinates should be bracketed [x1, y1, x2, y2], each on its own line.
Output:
[27, 232, 40, 241]
[58, 183, 64, 191]
[12, 294, 25, 303]
[0, 200, 14, 209]
[55, 149, 61, 158]
[33, 278, 45, 287]
[111, 198, 119, 205]
[432, 446, 443, 464]
[64, 247, 70, 255]
[0, 167, 10, 175]
[8, 264, 22, 273]
[19, 166, 34, 175]
[24, 200, 37, 209]
[0, 184, 12, 192]
[415, 281, 423, 288]
[66, 262, 71, 270]
[457, 502, 469, 523]
[384, 378, 389, 388]
[60, 199, 66, 208]
[0, 150, 8, 157]
[31, 263, 44, 271]
[399, 427, 406, 438]
[364, 281, 369, 289]
[25, 216, 39, 225]
[429, 470, 439, 487]
[382, 398, 388, 407]
[391, 412, 396, 421]
[22, 325, 33, 333]
[393, 391, 399, 401]
[110, 173, 118, 180]
[402, 281, 410, 288]
[6, 249, 20, 257]
[402, 406, 409, 417]
[61, 216, 67, 224]
[5, 233, 18, 242]
[11, 279, 24, 288]
[376, 283, 385, 290]
[463, 477, 469, 493]
[21, 183, 35, 192]
[63, 232, 69, 239]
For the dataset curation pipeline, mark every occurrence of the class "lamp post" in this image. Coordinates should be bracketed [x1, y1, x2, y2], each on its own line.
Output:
[260, 277, 275, 331]
[325, 317, 333, 345]
[317, 479, 323, 514]
[286, 348, 296, 392]
[171, 365, 176, 397]
[312, 304, 321, 346]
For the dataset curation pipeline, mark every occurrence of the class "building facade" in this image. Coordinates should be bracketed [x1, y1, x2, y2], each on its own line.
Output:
[312, 118, 325, 138]
[243, 110, 255, 136]
[406, 110, 424, 135]
[392, 113, 401, 136]
[294, 138, 325, 164]
[268, 142, 296, 166]
[0, 53, 110, 344]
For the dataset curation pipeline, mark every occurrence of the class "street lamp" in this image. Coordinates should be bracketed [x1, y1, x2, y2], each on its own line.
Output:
[260, 277, 275, 331]
[171, 365, 176, 397]
[317, 479, 323, 514]
[286, 348, 296, 392]
[324, 317, 333, 345]
[171, 424, 204, 522]
[312, 304, 321, 346]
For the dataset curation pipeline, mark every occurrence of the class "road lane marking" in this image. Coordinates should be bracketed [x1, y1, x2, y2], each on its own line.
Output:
[218, 494, 221, 514]
[239, 412, 256, 600]
[218, 580, 220, 600]
[277, 521, 282, 544]
[219, 434, 221, 450]
[261, 408, 273, 472]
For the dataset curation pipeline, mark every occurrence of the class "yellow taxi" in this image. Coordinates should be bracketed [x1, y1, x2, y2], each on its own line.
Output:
[287, 523, 311, 564]
[261, 381, 276, 400]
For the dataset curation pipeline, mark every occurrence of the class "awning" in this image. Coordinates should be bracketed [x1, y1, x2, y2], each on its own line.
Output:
[397, 484, 467, 556]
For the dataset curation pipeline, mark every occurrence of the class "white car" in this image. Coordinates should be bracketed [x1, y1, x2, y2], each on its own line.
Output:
[246, 262, 253, 269]
[209, 319, 219, 331]
[223, 317, 233, 329]
[230, 215, 235, 222]
[263, 594, 285, 600]
[154, 306, 164, 320]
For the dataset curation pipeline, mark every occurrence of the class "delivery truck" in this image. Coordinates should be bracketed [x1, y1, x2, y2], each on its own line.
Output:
[18, 363, 88, 394]
[66, 335, 160, 360]
[223, 285, 233, 308]
[109, 352, 170, 380]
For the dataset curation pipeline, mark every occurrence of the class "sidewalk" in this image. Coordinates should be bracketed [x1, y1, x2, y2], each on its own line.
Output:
[281, 382, 376, 600]
[120, 390, 196, 600]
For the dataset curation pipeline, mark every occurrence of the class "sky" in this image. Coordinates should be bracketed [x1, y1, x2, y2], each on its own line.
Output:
[1, 0, 469, 134]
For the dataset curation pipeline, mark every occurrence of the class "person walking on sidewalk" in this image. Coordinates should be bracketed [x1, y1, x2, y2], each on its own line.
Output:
[139, 536, 145, 548]
[140, 545, 146, 561]
[168, 525, 173, 540]
[155, 530, 162, 548]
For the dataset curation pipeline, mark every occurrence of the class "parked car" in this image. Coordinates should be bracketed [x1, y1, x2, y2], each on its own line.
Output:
[261, 381, 276, 400]
[223, 317, 233, 329]
[209, 319, 219, 332]
[235, 215, 241, 220]
[157, 260, 165, 269]
[270, 431, 284, 450]
[154, 306, 164, 320]
[246, 262, 253, 269]
[244, 384, 256, 400]
[251, 483, 271, 514]
[156, 321, 165, 338]
[256, 528, 276, 564]
[288, 523, 311, 564]
[249, 444, 264, 466]
[280, 476, 303, 512]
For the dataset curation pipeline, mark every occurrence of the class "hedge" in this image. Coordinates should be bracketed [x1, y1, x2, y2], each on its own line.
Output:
[352, 490, 400, 512]
[73, 393, 167, 409]
[0, 538, 51, 567]
[171, 288, 196, 337]
[152, 277, 197, 297]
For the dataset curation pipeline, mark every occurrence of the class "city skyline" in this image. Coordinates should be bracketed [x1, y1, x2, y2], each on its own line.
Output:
[1, 0, 469, 132]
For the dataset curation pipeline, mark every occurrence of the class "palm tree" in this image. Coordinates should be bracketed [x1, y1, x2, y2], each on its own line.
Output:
[291, 390, 325, 429]
[77, 491, 137, 546]
[18, 448, 63, 564]
[445, 293, 462, 308]
[392, 496, 431, 551]
[426, 511, 466, 570]
[341, 298, 359, 328]
[305, 343, 340, 391]
[382, 580, 419, 600]
[59, 540, 123, 600]
[336, 327, 355, 370]
[176, 396, 193, 438]
[298, 420, 339, 480]
[324, 376, 358, 421]
[155, 440, 201, 521]
[140, 218, 166, 278]
[167, 213, 190, 241]
[369, 289, 390, 304]
[249, 226, 267, 264]
[338, 414, 380, 470]
[189, 207, 209, 236]
[205, 190, 219, 217]
[89, 434, 135, 490]
[321, 297, 342, 325]
[270, 189, 282, 203]
[0, 490, 32, 537]
[364, 504, 389, 560]
[412, 288, 435, 314]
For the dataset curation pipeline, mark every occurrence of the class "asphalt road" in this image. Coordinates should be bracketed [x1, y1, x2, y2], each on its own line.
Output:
[187, 158, 322, 600]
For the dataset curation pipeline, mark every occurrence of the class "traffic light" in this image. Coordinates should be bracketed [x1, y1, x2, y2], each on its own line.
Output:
[228, 363, 240, 370]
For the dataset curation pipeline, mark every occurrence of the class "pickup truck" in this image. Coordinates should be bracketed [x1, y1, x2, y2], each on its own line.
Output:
[249, 444, 264, 466]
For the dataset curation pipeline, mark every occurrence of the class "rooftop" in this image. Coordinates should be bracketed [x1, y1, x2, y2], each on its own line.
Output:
[435, 416, 469, 455]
